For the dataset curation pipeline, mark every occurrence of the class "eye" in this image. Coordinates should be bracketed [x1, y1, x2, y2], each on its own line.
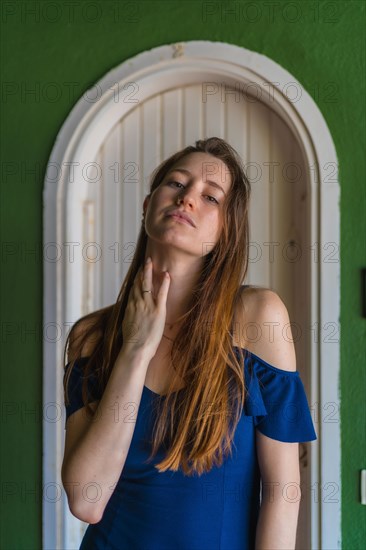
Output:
[167, 181, 184, 189]
[206, 196, 219, 204]
[167, 181, 219, 204]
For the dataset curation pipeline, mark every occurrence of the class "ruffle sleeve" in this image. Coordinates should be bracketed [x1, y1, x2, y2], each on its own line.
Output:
[63, 356, 99, 428]
[236, 348, 317, 443]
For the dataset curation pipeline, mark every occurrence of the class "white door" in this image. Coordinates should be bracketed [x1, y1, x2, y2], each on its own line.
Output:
[64, 83, 312, 549]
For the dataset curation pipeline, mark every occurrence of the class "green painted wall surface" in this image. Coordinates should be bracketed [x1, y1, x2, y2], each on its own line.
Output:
[1, 1, 365, 548]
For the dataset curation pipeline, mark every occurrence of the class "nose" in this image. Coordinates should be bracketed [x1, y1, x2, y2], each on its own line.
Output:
[176, 186, 196, 207]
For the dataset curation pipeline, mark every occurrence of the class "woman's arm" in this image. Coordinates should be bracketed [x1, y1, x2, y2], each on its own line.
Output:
[62, 324, 152, 524]
[255, 433, 301, 549]
[238, 288, 302, 548]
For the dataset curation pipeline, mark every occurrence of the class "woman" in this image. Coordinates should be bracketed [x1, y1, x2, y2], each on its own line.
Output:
[62, 137, 317, 549]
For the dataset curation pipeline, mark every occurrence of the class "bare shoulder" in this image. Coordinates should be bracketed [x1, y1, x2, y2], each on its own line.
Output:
[67, 304, 114, 362]
[233, 286, 296, 372]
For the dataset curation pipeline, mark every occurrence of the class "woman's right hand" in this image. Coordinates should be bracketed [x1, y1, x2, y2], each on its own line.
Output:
[122, 257, 171, 359]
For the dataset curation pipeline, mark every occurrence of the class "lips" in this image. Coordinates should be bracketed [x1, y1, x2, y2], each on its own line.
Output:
[166, 209, 196, 227]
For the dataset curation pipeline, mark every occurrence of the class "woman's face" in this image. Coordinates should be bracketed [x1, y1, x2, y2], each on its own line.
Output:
[143, 152, 232, 256]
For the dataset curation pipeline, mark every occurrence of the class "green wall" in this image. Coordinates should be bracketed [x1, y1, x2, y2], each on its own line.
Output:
[1, 1, 365, 548]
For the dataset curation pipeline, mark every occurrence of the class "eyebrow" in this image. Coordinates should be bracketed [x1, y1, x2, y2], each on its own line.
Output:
[167, 168, 227, 196]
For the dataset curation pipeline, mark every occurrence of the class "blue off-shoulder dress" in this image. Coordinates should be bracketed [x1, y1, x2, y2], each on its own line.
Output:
[63, 347, 317, 550]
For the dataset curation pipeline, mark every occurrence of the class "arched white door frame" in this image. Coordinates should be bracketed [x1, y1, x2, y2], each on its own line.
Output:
[43, 41, 340, 550]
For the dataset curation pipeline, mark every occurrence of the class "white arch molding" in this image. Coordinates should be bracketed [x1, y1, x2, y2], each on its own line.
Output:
[43, 41, 340, 550]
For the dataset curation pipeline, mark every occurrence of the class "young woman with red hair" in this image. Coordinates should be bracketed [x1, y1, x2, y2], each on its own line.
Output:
[62, 137, 316, 549]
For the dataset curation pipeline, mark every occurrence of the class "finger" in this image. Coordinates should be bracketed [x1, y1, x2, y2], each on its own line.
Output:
[132, 266, 144, 299]
[141, 258, 154, 297]
[156, 271, 170, 304]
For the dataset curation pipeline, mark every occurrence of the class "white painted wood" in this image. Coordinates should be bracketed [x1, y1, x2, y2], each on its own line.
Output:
[184, 85, 203, 144]
[248, 99, 272, 286]
[120, 106, 141, 283]
[100, 125, 121, 304]
[162, 88, 183, 156]
[141, 95, 161, 193]
[43, 41, 340, 550]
